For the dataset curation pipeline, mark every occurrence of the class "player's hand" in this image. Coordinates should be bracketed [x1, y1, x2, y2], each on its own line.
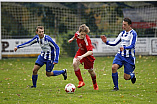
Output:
[68, 39, 73, 43]
[76, 56, 83, 61]
[120, 47, 124, 51]
[100, 35, 107, 43]
[53, 62, 58, 65]
[14, 47, 18, 52]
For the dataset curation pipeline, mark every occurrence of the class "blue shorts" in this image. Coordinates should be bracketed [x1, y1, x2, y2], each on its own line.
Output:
[35, 55, 54, 72]
[113, 53, 135, 74]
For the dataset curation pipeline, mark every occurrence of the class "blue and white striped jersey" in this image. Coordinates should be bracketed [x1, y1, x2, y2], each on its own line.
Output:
[106, 29, 137, 57]
[17, 34, 60, 63]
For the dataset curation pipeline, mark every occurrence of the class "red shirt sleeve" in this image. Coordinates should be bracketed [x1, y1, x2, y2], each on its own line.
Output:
[85, 35, 93, 51]
[74, 31, 79, 39]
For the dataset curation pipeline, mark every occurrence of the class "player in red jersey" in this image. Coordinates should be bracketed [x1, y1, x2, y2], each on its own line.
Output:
[68, 24, 98, 90]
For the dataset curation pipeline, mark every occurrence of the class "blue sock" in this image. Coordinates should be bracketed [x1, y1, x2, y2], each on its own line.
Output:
[32, 75, 38, 87]
[53, 70, 64, 76]
[130, 73, 135, 79]
[112, 72, 118, 88]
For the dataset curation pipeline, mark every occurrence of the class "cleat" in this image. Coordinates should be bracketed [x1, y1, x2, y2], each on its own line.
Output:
[30, 86, 36, 88]
[93, 83, 99, 90]
[62, 69, 67, 80]
[77, 81, 85, 88]
[112, 87, 119, 91]
[131, 75, 136, 84]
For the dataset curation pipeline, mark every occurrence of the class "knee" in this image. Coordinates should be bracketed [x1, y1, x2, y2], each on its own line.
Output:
[112, 65, 117, 73]
[46, 73, 51, 77]
[124, 76, 128, 80]
[46, 71, 52, 77]
[88, 70, 95, 76]
[124, 74, 130, 80]
[73, 61, 79, 69]
[33, 69, 38, 74]
[73, 61, 77, 67]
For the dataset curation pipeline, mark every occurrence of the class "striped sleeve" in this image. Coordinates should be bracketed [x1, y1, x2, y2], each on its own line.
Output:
[106, 31, 123, 46]
[48, 36, 60, 63]
[124, 31, 137, 50]
[17, 35, 38, 48]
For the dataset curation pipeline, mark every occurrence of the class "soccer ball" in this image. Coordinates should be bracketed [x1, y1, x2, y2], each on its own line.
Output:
[65, 83, 76, 93]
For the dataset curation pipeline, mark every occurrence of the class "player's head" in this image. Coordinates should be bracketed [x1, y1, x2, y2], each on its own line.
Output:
[122, 18, 132, 32]
[36, 26, 44, 38]
[124, 18, 132, 25]
[78, 24, 90, 39]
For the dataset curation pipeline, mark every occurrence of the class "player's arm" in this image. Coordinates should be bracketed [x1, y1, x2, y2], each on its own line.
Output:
[49, 37, 60, 64]
[68, 36, 76, 43]
[100, 35, 107, 43]
[76, 35, 93, 61]
[101, 33, 121, 46]
[123, 32, 137, 50]
[82, 50, 93, 57]
[76, 50, 93, 61]
[14, 36, 38, 52]
[14, 47, 18, 52]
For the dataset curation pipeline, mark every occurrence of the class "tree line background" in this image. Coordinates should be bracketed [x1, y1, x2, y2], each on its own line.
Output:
[1, 2, 157, 56]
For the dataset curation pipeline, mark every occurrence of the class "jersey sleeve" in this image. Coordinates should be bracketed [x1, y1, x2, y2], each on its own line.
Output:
[74, 31, 79, 39]
[124, 31, 137, 50]
[17, 35, 38, 48]
[85, 35, 93, 51]
[48, 36, 60, 63]
[106, 31, 123, 46]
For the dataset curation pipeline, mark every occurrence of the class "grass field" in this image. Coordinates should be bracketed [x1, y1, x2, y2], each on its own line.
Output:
[0, 56, 157, 104]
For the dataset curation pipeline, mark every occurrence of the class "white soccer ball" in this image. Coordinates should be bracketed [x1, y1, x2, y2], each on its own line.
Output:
[65, 83, 76, 93]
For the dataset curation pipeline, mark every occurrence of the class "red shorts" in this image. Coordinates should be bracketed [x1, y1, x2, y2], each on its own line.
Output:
[75, 50, 95, 69]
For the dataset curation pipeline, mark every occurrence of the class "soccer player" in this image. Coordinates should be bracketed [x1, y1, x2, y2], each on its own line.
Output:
[68, 24, 98, 90]
[14, 26, 67, 88]
[101, 18, 137, 91]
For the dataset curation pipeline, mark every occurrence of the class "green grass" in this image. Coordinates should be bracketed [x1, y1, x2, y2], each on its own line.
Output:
[0, 56, 157, 104]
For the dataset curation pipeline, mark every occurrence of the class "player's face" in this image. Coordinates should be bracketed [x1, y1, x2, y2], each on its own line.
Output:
[79, 32, 86, 39]
[36, 29, 44, 38]
[122, 21, 131, 32]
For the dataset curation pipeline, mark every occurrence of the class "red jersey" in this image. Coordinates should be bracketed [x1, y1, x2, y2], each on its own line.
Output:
[74, 31, 95, 63]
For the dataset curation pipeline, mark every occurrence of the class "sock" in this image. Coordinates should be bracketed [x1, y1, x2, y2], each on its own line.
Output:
[91, 75, 96, 84]
[112, 72, 118, 88]
[52, 70, 64, 76]
[32, 75, 38, 87]
[75, 69, 83, 81]
[130, 73, 135, 79]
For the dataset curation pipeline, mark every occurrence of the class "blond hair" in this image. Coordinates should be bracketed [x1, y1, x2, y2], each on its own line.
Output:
[78, 24, 90, 33]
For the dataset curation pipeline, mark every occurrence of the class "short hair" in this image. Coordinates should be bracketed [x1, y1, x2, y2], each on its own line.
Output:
[36, 26, 44, 32]
[123, 18, 132, 25]
[78, 24, 90, 33]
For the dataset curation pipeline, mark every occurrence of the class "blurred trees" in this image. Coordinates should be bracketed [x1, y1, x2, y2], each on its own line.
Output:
[2, 2, 157, 39]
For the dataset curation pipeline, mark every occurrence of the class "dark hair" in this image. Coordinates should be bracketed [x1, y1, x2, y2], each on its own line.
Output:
[36, 26, 44, 32]
[123, 18, 132, 25]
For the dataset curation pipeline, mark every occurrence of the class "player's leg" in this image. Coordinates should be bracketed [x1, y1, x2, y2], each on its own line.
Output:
[31, 55, 44, 88]
[46, 70, 67, 80]
[112, 54, 124, 91]
[124, 61, 136, 84]
[45, 61, 67, 80]
[112, 64, 119, 91]
[88, 69, 98, 90]
[73, 58, 85, 88]
[31, 64, 41, 88]
[84, 59, 98, 90]
[130, 71, 136, 84]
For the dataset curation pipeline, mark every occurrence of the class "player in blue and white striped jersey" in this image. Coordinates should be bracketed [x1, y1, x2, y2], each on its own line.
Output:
[14, 26, 67, 88]
[101, 18, 137, 91]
